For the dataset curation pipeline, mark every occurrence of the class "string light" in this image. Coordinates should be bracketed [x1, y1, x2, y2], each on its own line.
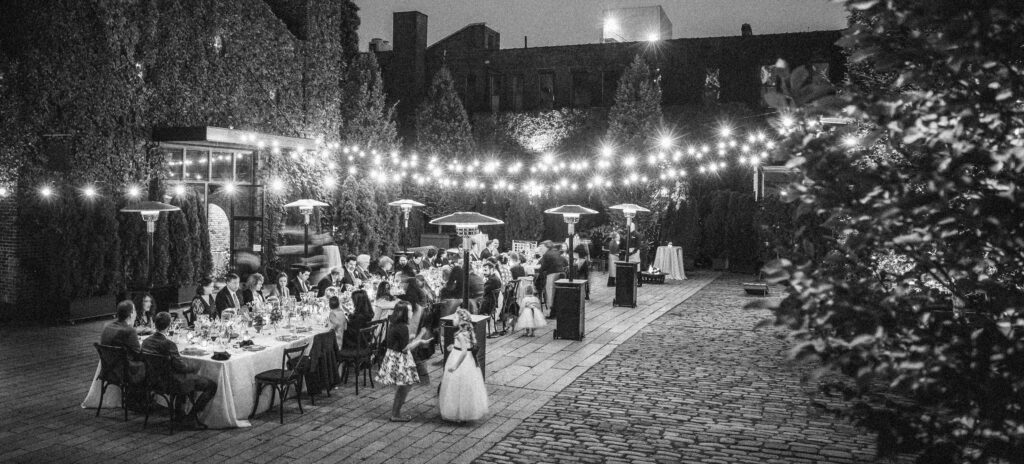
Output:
[127, 186, 141, 198]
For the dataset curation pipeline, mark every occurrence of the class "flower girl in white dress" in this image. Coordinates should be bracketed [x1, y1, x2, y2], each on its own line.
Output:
[514, 285, 546, 336]
[439, 309, 489, 422]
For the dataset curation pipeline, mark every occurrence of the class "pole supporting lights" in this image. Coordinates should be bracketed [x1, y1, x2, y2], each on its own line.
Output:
[121, 200, 181, 289]
[429, 212, 504, 312]
[284, 199, 329, 258]
[388, 199, 425, 254]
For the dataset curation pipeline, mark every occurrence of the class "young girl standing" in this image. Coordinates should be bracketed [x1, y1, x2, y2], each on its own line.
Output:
[439, 308, 489, 422]
[514, 285, 546, 337]
[376, 302, 429, 422]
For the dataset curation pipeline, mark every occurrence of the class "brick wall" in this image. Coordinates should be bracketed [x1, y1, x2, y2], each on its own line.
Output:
[0, 182, 18, 316]
[208, 203, 230, 278]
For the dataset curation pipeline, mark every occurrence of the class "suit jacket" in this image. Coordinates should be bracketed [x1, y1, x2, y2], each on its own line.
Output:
[288, 278, 310, 300]
[353, 266, 373, 282]
[141, 332, 202, 392]
[214, 287, 241, 317]
[100, 320, 141, 354]
[479, 248, 493, 261]
[316, 276, 336, 297]
[340, 269, 357, 288]
[510, 264, 526, 280]
[240, 288, 265, 307]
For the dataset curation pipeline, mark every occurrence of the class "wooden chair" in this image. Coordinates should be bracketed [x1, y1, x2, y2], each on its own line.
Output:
[249, 343, 310, 424]
[93, 343, 136, 422]
[338, 320, 385, 395]
[140, 352, 194, 434]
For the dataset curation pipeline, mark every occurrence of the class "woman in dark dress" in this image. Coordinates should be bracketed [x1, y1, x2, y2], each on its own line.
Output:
[342, 290, 375, 350]
[189, 278, 215, 326]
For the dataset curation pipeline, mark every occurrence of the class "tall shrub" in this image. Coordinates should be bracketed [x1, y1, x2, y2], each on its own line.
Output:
[763, 1, 1024, 461]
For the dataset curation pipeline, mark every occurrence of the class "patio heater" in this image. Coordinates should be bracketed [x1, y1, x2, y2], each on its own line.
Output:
[544, 205, 597, 340]
[429, 212, 504, 311]
[121, 200, 181, 289]
[284, 199, 329, 258]
[609, 203, 650, 308]
[388, 199, 425, 254]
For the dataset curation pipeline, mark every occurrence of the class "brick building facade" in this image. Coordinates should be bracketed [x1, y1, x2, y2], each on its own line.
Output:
[374, 11, 844, 133]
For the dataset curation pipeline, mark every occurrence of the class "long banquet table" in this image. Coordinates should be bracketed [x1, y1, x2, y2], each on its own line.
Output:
[82, 330, 318, 429]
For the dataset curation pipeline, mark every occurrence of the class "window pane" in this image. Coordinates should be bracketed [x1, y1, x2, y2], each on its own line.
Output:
[232, 185, 256, 217]
[211, 151, 233, 181]
[235, 151, 254, 183]
[184, 149, 209, 182]
[233, 220, 252, 250]
[163, 147, 183, 181]
[538, 72, 554, 110]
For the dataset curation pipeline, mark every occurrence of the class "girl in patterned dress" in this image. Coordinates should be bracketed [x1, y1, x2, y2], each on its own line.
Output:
[376, 301, 430, 422]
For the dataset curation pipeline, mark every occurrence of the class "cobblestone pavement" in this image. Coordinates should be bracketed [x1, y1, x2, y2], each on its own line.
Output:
[0, 271, 717, 464]
[474, 274, 881, 464]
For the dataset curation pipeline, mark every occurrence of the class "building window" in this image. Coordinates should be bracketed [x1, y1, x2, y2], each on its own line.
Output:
[508, 75, 524, 112]
[163, 147, 184, 181]
[465, 73, 477, 111]
[537, 71, 555, 110]
[488, 74, 502, 113]
[571, 71, 593, 108]
[184, 149, 208, 181]
[705, 68, 720, 104]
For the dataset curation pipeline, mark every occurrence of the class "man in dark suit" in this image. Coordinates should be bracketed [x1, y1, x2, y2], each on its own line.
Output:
[99, 300, 145, 384]
[288, 266, 312, 301]
[317, 267, 340, 297]
[214, 273, 242, 318]
[141, 312, 217, 429]
[480, 261, 503, 319]
[410, 252, 425, 274]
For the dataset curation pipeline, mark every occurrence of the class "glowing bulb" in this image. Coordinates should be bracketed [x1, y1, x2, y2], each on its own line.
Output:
[324, 176, 337, 189]
[659, 135, 673, 149]
[843, 135, 859, 147]
[83, 186, 97, 198]
[222, 183, 235, 195]
[781, 116, 795, 128]
[601, 145, 614, 157]
[174, 184, 187, 196]
[647, 32, 659, 42]
[127, 186, 141, 198]
[719, 126, 732, 138]
[604, 16, 619, 32]
[40, 186, 52, 197]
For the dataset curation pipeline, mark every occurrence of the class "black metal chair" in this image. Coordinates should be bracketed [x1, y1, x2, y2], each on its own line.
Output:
[140, 352, 193, 434]
[250, 343, 310, 424]
[498, 280, 521, 335]
[93, 343, 136, 422]
[338, 320, 385, 395]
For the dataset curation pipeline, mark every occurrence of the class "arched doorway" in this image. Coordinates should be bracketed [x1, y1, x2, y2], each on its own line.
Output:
[208, 203, 230, 278]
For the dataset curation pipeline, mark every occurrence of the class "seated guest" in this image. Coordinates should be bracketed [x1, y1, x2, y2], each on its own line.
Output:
[343, 290, 375, 350]
[141, 312, 217, 430]
[214, 273, 242, 318]
[326, 296, 346, 349]
[374, 256, 394, 279]
[240, 273, 266, 310]
[373, 280, 398, 320]
[354, 254, 373, 282]
[288, 266, 312, 300]
[133, 293, 156, 327]
[508, 253, 526, 280]
[189, 278, 215, 324]
[410, 252, 425, 273]
[415, 274, 437, 305]
[266, 272, 290, 302]
[317, 267, 343, 297]
[468, 269, 485, 300]
[440, 262, 465, 300]
[100, 300, 146, 384]
[396, 255, 416, 277]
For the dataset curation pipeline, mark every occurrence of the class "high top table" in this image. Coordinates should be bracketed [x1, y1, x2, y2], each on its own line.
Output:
[653, 245, 687, 280]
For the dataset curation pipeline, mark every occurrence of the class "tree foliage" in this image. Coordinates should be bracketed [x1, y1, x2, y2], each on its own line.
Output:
[762, 1, 1024, 462]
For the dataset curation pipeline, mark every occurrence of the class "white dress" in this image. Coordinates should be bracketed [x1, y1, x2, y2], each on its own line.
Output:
[439, 332, 489, 422]
[514, 296, 547, 331]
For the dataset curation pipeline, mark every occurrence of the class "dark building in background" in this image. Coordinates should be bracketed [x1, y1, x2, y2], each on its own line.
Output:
[372, 11, 845, 138]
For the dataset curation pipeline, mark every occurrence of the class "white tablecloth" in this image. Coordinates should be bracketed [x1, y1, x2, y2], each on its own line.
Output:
[82, 331, 317, 428]
[653, 246, 687, 280]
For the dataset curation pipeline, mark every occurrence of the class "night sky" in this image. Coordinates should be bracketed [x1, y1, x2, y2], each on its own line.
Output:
[353, 0, 849, 51]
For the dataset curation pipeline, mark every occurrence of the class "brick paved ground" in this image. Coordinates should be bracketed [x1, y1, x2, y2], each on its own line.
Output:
[475, 273, 882, 464]
[0, 271, 719, 464]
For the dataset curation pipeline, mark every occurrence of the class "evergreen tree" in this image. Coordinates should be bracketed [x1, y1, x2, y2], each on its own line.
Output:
[339, 53, 399, 152]
[415, 67, 475, 158]
[606, 54, 663, 153]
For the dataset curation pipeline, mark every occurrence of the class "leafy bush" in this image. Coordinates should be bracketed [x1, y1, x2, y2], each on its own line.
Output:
[761, 1, 1024, 462]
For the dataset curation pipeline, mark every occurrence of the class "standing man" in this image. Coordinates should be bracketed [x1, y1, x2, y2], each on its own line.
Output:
[142, 312, 218, 430]
[214, 273, 242, 318]
[288, 266, 312, 300]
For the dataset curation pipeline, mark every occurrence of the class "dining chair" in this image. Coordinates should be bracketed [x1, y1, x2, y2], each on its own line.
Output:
[139, 352, 193, 434]
[338, 319, 385, 395]
[250, 343, 310, 424]
[93, 343, 135, 422]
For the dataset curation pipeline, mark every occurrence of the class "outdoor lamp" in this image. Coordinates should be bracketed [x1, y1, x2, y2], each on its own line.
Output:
[544, 205, 597, 280]
[430, 212, 504, 312]
[121, 201, 181, 288]
[388, 199, 425, 253]
[284, 199, 329, 258]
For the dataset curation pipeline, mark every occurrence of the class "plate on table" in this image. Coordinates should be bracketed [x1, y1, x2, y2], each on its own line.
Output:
[275, 335, 301, 342]
[293, 326, 312, 333]
[241, 345, 267, 352]
[181, 348, 209, 357]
